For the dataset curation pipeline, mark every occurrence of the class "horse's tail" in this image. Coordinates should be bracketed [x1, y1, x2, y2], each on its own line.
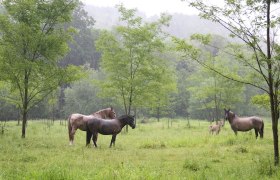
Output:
[260, 120, 264, 138]
[68, 115, 72, 142]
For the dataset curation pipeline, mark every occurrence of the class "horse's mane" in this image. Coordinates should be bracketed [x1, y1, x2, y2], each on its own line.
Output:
[117, 114, 131, 120]
[92, 108, 110, 115]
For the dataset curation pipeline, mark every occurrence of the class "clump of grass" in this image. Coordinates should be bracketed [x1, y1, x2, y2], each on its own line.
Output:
[223, 137, 237, 146]
[20, 155, 37, 163]
[235, 146, 248, 154]
[183, 160, 200, 171]
[211, 158, 221, 163]
[139, 141, 166, 149]
[183, 159, 209, 172]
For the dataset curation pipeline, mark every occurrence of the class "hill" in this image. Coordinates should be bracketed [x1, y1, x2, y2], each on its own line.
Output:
[84, 5, 229, 38]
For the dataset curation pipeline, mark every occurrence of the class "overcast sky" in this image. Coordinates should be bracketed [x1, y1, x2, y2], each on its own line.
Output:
[81, 0, 202, 16]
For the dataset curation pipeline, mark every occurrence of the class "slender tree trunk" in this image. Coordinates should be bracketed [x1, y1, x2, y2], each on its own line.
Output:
[270, 94, 279, 165]
[157, 106, 160, 122]
[58, 85, 66, 119]
[22, 110, 27, 138]
[17, 109, 21, 125]
[266, 0, 279, 165]
[22, 70, 29, 138]
[21, 96, 28, 138]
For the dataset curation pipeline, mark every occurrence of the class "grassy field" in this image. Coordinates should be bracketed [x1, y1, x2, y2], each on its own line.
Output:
[0, 118, 279, 180]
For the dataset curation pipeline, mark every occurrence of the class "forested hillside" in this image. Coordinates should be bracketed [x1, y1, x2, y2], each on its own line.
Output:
[0, 2, 267, 123]
[84, 5, 229, 38]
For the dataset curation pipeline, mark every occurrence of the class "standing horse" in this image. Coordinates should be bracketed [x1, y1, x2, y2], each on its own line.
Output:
[224, 109, 264, 138]
[68, 107, 116, 145]
[86, 114, 136, 147]
[209, 119, 224, 135]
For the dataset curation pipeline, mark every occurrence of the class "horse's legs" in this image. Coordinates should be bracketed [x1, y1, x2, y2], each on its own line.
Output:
[260, 122, 264, 139]
[234, 131, 237, 136]
[92, 133, 98, 148]
[216, 129, 220, 135]
[254, 128, 258, 139]
[86, 130, 92, 146]
[69, 127, 77, 145]
[110, 135, 117, 147]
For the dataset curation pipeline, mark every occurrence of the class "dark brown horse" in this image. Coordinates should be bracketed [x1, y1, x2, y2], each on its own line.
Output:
[224, 109, 264, 138]
[68, 107, 116, 145]
[86, 114, 136, 147]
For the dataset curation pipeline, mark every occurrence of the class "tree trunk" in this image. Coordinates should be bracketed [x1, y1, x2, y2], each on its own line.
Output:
[266, 0, 279, 166]
[272, 115, 279, 165]
[157, 106, 160, 122]
[17, 109, 21, 126]
[270, 93, 279, 165]
[58, 85, 66, 119]
[21, 110, 27, 138]
[22, 70, 29, 138]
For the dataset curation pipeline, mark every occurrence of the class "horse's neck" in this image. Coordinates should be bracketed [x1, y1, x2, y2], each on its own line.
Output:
[116, 117, 127, 128]
[229, 113, 238, 123]
[93, 110, 106, 118]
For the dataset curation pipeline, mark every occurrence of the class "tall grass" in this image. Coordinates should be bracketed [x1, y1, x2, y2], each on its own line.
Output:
[0, 119, 279, 179]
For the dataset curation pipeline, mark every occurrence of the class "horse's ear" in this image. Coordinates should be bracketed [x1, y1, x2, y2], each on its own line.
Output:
[224, 108, 227, 112]
[228, 108, 231, 111]
[110, 106, 113, 110]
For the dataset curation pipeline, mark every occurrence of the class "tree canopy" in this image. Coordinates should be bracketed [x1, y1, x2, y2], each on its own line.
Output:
[0, 0, 83, 138]
[96, 5, 176, 116]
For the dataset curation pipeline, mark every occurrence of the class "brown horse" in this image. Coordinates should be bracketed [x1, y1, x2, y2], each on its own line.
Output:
[68, 107, 116, 145]
[86, 114, 136, 147]
[224, 109, 264, 138]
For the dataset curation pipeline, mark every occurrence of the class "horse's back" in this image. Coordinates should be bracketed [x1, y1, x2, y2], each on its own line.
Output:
[234, 116, 263, 131]
[251, 116, 263, 128]
[69, 113, 93, 131]
[87, 117, 121, 135]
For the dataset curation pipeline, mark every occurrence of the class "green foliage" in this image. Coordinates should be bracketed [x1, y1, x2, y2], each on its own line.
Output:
[190, 34, 212, 45]
[185, 0, 280, 164]
[0, 0, 82, 137]
[60, 1, 98, 68]
[63, 68, 114, 116]
[96, 5, 175, 114]
[251, 94, 270, 110]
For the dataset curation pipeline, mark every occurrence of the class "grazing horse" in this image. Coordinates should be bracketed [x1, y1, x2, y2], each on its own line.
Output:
[209, 120, 224, 135]
[224, 109, 264, 139]
[86, 114, 136, 147]
[68, 107, 116, 145]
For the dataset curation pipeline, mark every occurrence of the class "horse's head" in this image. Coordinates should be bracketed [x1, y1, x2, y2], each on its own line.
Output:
[94, 107, 117, 119]
[107, 107, 117, 119]
[224, 108, 230, 120]
[224, 108, 234, 121]
[119, 115, 136, 129]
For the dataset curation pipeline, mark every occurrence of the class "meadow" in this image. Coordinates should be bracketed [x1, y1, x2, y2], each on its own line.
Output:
[0, 118, 279, 180]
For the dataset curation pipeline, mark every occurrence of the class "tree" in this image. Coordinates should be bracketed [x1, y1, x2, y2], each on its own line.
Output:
[0, 0, 82, 138]
[96, 5, 174, 117]
[58, 1, 96, 118]
[187, 55, 244, 121]
[60, 1, 97, 68]
[63, 68, 115, 117]
[178, 0, 280, 165]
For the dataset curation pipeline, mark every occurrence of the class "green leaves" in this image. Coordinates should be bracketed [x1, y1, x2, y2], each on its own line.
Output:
[0, 0, 80, 134]
[96, 5, 175, 113]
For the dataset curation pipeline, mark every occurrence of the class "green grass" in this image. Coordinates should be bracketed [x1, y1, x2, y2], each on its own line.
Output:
[0, 118, 279, 179]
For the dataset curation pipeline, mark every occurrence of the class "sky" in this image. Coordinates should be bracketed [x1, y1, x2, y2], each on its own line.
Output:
[81, 0, 201, 16]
